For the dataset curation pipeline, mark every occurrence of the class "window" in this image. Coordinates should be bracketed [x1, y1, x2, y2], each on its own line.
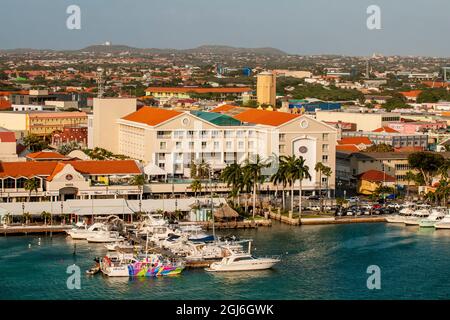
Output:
[322, 133, 329, 141]
[189, 142, 194, 150]
[322, 144, 329, 152]
[238, 141, 244, 149]
[248, 141, 254, 149]
[322, 155, 328, 163]
[279, 134, 285, 142]
[214, 141, 219, 149]
[226, 141, 232, 149]
[279, 145, 285, 153]
[160, 142, 166, 150]
[202, 142, 207, 149]
[176, 141, 182, 149]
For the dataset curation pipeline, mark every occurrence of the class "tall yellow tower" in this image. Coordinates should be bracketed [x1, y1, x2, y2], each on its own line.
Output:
[257, 71, 276, 106]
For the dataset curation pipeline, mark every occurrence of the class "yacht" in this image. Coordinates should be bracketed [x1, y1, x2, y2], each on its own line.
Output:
[104, 241, 137, 251]
[419, 207, 446, 228]
[205, 252, 280, 272]
[434, 209, 450, 229]
[386, 204, 416, 223]
[66, 222, 108, 240]
[87, 231, 125, 243]
[404, 205, 431, 226]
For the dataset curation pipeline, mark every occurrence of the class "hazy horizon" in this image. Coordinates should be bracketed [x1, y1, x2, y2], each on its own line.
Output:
[1, 0, 450, 57]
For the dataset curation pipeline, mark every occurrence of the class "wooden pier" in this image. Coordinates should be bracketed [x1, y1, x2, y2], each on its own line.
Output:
[0, 225, 72, 236]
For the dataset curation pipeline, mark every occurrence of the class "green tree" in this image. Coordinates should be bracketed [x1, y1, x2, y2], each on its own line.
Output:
[408, 152, 444, 186]
[364, 143, 394, 153]
[41, 211, 51, 225]
[24, 178, 39, 202]
[23, 134, 49, 152]
[130, 174, 146, 218]
[220, 163, 243, 205]
[190, 179, 202, 197]
[405, 171, 417, 200]
[242, 155, 270, 218]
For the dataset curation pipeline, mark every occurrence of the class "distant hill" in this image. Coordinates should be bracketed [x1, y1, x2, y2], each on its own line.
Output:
[0, 44, 287, 56]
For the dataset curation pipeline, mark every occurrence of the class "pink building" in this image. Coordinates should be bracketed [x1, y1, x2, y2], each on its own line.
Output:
[387, 121, 447, 134]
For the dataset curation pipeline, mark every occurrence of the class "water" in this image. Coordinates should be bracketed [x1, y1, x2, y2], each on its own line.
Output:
[1, 222, 450, 300]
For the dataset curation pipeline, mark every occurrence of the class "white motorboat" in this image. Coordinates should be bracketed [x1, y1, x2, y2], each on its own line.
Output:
[419, 207, 446, 228]
[434, 209, 450, 229]
[404, 205, 431, 226]
[87, 231, 124, 243]
[205, 252, 280, 272]
[386, 204, 416, 223]
[67, 222, 108, 240]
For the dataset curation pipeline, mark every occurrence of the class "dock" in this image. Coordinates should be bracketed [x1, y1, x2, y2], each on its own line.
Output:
[195, 220, 272, 230]
[0, 225, 72, 236]
[301, 216, 387, 225]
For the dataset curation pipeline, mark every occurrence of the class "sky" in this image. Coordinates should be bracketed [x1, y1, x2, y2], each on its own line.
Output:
[1, 0, 449, 56]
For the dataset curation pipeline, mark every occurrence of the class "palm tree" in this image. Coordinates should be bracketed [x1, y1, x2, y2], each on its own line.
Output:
[270, 162, 288, 210]
[41, 211, 51, 225]
[24, 178, 39, 202]
[322, 166, 332, 210]
[22, 212, 32, 225]
[2, 212, 11, 225]
[314, 162, 326, 212]
[242, 155, 269, 218]
[191, 179, 202, 198]
[220, 163, 243, 206]
[130, 174, 146, 219]
[279, 155, 298, 214]
[405, 171, 416, 200]
[294, 157, 311, 217]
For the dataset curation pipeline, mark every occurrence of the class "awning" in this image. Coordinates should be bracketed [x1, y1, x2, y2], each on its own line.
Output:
[144, 163, 167, 176]
[214, 205, 239, 219]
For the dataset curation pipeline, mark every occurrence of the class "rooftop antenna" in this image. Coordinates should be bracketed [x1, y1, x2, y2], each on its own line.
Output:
[96, 67, 105, 98]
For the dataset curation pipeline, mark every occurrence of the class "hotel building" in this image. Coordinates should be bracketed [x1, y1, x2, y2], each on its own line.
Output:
[91, 100, 338, 193]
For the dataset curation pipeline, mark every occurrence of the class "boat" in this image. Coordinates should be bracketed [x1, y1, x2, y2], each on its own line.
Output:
[67, 222, 108, 240]
[100, 253, 184, 277]
[419, 207, 446, 228]
[104, 241, 137, 251]
[404, 205, 431, 226]
[386, 204, 416, 223]
[205, 251, 280, 272]
[434, 209, 450, 229]
[87, 231, 125, 243]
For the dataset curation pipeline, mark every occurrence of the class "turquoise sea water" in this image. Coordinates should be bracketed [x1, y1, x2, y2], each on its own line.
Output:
[1, 222, 450, 300]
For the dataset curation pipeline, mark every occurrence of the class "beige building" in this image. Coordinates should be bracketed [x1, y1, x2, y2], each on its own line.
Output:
[316, 110, 401, 131]
[257, 72, 276, 106]
[92, 98, 137, 154]
[116, 107, 337, 192]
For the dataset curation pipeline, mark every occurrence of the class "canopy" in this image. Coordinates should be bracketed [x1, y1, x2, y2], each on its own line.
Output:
[144, 163, 167, 176]
[214, 205, 239, 219]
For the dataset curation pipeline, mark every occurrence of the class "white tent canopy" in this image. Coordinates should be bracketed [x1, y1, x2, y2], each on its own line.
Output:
[144, 163, 167, 176]
[0, 198, 227, 216]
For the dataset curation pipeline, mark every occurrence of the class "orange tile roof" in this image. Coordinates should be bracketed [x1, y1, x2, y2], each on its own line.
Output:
[0, 160, 141, 179]
[372, 126, 399, 133]
[336, 145, 360, 152]
[145, 87, 252, 94]
[233, 109, 300, 126]
[211, 104, 239, 113]
[122, 107, 182, 126]
[400, 90, 422, 98]
[358, 170, 395, 182]
[0, 99, 11, 110]
[422, 81, 449, 88]
[26, 151, 67, 160]
[338, 137, 373, 145]
[0, 162, 57, 178]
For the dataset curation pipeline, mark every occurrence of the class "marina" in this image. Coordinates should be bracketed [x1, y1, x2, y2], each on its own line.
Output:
[3, 222, 450, 299]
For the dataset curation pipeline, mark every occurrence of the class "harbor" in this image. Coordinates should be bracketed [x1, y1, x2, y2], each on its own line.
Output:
[3, 222, 450, 300]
